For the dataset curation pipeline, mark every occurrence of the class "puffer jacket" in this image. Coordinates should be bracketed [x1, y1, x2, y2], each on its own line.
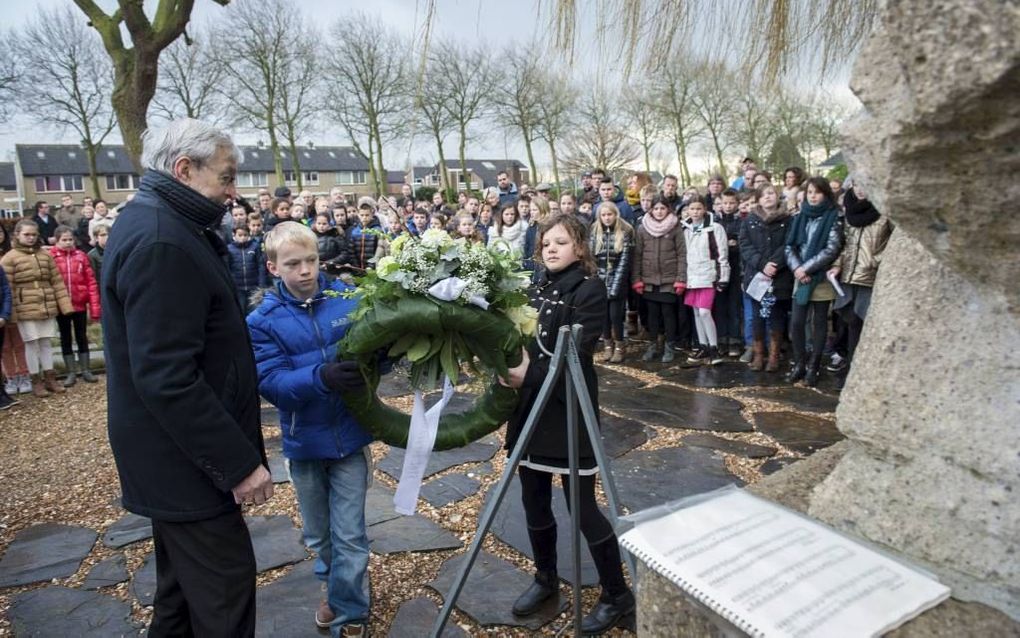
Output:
[226, 239, 269, 292]
[718, 212, 743, 283]
[1, 240, 73, 321]
[589, 224, 633, 300]
[49, 246, 101, 317]
[314, 227, 353, 266]
[0, 268, 11, 321]
[838, 216, 893, 287]
[739, 208, 795, 299]
[632, 223, 687, 292]
[785, 210, 845, 275]
[349, 219, 382, 269]
[246, 274, 373, 461]
[682, 213, 731, 288]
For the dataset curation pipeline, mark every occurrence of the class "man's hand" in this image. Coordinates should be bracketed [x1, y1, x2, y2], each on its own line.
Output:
[319, 360, 366, 393]
[631, 281, 645, 295]
[231, 465, 273, 506]
[794, 266, 811, 284]
[763, 262, 778, 277]
[499, 348, 530, 389]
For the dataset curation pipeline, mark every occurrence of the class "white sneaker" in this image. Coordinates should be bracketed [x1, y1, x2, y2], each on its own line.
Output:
[17, 375, 32, 394]
[4, 378, 16, 395]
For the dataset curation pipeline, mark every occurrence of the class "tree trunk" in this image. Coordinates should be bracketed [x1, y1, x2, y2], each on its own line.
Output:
[549, 140, 561, 196]
[458, 125, 469, 195]
[522, 129, 538, 186]
[86, 145, 101, 200]
[431, 127, 451, 193]
[287, 135, 302, 191]
[373, 129, 386, 197]
[107, 47, 157, 173]
[710, 131, 727, 179]
[643, 142, 652, 174]
[364, 125, 379, 197]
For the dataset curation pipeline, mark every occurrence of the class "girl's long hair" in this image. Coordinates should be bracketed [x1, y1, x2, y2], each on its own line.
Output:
[592, 202, 633, 254]
[494, 205, 519, 236]
[535, 214, 596, 275]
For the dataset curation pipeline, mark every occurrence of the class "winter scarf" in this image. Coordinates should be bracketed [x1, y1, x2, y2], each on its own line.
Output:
[787, 199, 839, 305]
[641, 212, 678, 238]
[755, 204, 790, 224]
[140, 170, 231, 256]
[845, 195, 881, 228]
[624, 187, 641, 206]
[497, 219, 527, 244]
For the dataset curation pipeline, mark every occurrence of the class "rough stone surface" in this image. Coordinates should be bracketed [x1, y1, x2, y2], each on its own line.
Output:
[600, 385, 751, 432]
[8, 586, 139, 637]
[255, 560, 371, 638]
[760, 456, 800, 476]
[657, 364, 788, 389]
[365, 485, 402, 527]
[263, 437, 290, 484]
[378, 435, 499, 481]
[419, 474, 481, 508]
[367, 514, 462, 554]
[682, 433, 777, 459]
[0, 523, 98, 587]
[82, 554, 129, 590]
[737, 386, 840, 413]
[487, 475, 599, 586]
[429, 551, 568, 630]
[612, 447, 743, 513]
[753, 412, 844, 454]
[131, 553, 156, 606]
[599, 414, 652, 459]
[387, 597, 469, 638]
[246, 515, 308, 573]
[101, 512, 152, 548]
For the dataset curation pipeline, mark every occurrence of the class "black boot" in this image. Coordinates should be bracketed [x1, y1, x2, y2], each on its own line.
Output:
[513, 525, 559, 616]
[804, 354, 823, 387]
[581, 537, 634, 635]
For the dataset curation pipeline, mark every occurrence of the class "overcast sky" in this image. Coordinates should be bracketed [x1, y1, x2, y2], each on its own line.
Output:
[1, 0, 858, 178]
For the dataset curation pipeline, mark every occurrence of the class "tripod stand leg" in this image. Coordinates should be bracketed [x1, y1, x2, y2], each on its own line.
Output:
[565, 349, 583, 637]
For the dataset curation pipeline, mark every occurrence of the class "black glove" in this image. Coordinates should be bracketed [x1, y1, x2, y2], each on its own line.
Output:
[715, 282, 729, 292]
[319, 360, 366, 394]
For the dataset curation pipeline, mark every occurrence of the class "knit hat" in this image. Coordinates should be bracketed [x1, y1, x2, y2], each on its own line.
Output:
[357, 196, 377, 210]
[273, 186, 291, 198]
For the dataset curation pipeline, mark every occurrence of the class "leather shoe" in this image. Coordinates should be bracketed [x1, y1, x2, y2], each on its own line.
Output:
[581, 590, 635, 635]
[512, 570, 558, 616]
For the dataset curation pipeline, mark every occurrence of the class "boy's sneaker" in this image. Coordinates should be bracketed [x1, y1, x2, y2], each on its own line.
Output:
[0, 393, 18, 410]
[4, 378, 17, 395]
[709, 346, 726, 366]
[738, 345, 754, 363]
[17, 375, 31, 394]
[727, 344, 742, 357]
[826, 353, 846, 373]
[315, 598, 335, 629]
[341, 623, 368, 637]
[687, 347, 708, 364]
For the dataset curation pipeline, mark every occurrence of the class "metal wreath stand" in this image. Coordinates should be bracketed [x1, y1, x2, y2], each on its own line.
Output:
[430, 324, 637, 638]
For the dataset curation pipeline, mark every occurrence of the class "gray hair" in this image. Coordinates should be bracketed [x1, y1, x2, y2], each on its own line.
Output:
[141, 118, 242, 173]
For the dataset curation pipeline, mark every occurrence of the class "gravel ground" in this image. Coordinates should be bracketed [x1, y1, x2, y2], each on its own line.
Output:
[0, 359, 836, 636]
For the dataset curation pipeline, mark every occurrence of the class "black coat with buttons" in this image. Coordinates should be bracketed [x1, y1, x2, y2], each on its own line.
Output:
[506, 261, 607, 465]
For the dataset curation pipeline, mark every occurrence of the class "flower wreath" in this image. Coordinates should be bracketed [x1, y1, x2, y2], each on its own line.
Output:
[336, 230, 537, 450]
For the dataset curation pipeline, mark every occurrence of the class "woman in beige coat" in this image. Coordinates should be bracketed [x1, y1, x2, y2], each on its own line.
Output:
[1, 219, 73, 396]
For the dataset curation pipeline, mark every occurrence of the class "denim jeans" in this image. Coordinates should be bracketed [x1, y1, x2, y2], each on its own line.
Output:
[743, 292, 773, 347]
[288, 452, 370, 630]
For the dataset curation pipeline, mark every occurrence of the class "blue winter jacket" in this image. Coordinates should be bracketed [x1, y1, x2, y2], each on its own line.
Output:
[0, 267, 11, 321]
[227, 239, 269, 291]
[246, 274, 373, 461]
[594, 189, 636, 225]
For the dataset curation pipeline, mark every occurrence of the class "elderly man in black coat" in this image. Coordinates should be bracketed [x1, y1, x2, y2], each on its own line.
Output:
[101, 119, 273, 637]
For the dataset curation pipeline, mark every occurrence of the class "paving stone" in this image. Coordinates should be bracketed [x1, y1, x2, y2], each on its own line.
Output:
[131, 553, 156, 606]
[468, 461, 494, 477]
[101, 512, 152, 548]
[83, 554, 129, 590]
[682, 433, 777, 459]
[487, 475, 599, 586]
[0, 523, 98, 587]
[246, 515, 308, 573]
[597, 367, 647, 391]
[366, 485, 402, 527]
[8, 586, 139, 637]
[263, 437, 290, 484]
[419, 474, 481, 508]
[378, 434, 500, 481]
[600, 384, 751, 432]
[612, 447, 744, 513]
[255, 560, 370, 638]
[260, 406, 280, 425]
[657, 364, 788, 388]
[368, 515, 462, 554]
[377, 373, 414, 397]
[429, 551, 568, 630]
[600, 414, 652, 459]
[753, 412, 845, 454]
[760, 456, 801, 475]
[387, 597, 469, 638]
[738, 386, 841, 413]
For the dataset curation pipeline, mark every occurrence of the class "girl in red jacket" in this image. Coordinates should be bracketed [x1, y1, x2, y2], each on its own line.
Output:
[49, 226, 100, 386]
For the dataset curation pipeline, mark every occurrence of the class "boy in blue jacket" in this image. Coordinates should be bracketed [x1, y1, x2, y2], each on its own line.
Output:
[227, 224, 269, 313]
[246, 222, 372, 637]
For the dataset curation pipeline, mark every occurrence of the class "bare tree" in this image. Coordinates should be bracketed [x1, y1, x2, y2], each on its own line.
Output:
[691, 60, 734, 178]
[72, 0, 227, 169]
[773, 89, 816, 172]
[562, 92, 639, 176]
[11, 7, 116, 198]
[210, 0, 293, 185]
[0, 34, 19, 125]
[620, 91, 663, 174]
[727, 80, 779, 168]
[493, 47, 543, 182]
[276, 31, 319, 190]
[807, 91, 851, 159]
[413, 52, 457, 193]
[654, 61, 703, 186]
[151, 32, 222, 123]
[322, 14, 409, 196]
[434, 42, 496, 194]
[534, 68, 574, 190]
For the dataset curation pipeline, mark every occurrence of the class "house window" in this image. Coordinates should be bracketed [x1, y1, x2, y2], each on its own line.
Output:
[105, 174, 138, 191]
[35, 175, 84, 192]
[236, 172, 268, 188]
[334, 171, 367, 185]
[284, 171, 319, 186]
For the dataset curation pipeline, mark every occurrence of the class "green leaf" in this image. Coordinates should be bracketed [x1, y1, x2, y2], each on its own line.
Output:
[440, 336, 459, 384]
[387, 332, 418, 358]
[406, 335, 432, 362]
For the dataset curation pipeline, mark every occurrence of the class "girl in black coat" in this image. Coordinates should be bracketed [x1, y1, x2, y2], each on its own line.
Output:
[589, 202, 634, 363]
[502, 214, 634, 634]
[739, 184, 794, 372]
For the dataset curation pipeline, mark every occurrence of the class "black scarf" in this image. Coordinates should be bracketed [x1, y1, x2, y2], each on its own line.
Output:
[845, 196, 881, 228]
[139, 170, 230, 255]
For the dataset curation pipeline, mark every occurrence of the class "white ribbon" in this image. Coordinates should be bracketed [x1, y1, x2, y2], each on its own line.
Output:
[393, 378, 454, 515]
[428, 276, 489, 310]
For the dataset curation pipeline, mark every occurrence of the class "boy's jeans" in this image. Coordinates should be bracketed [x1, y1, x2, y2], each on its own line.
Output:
[288, 453, 370, 630]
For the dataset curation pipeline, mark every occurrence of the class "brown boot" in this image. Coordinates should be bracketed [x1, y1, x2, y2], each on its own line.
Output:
[748, 338, 766, 371]
[610, 340, 625, 363]
[766, 331, 783, 372]
[31, 373, 51, 398]
[43, 369, 66, 394]
[600, 340, 614, 362]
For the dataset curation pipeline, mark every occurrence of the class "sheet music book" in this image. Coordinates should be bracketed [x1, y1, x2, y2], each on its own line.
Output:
[619, 488, 950, 637]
